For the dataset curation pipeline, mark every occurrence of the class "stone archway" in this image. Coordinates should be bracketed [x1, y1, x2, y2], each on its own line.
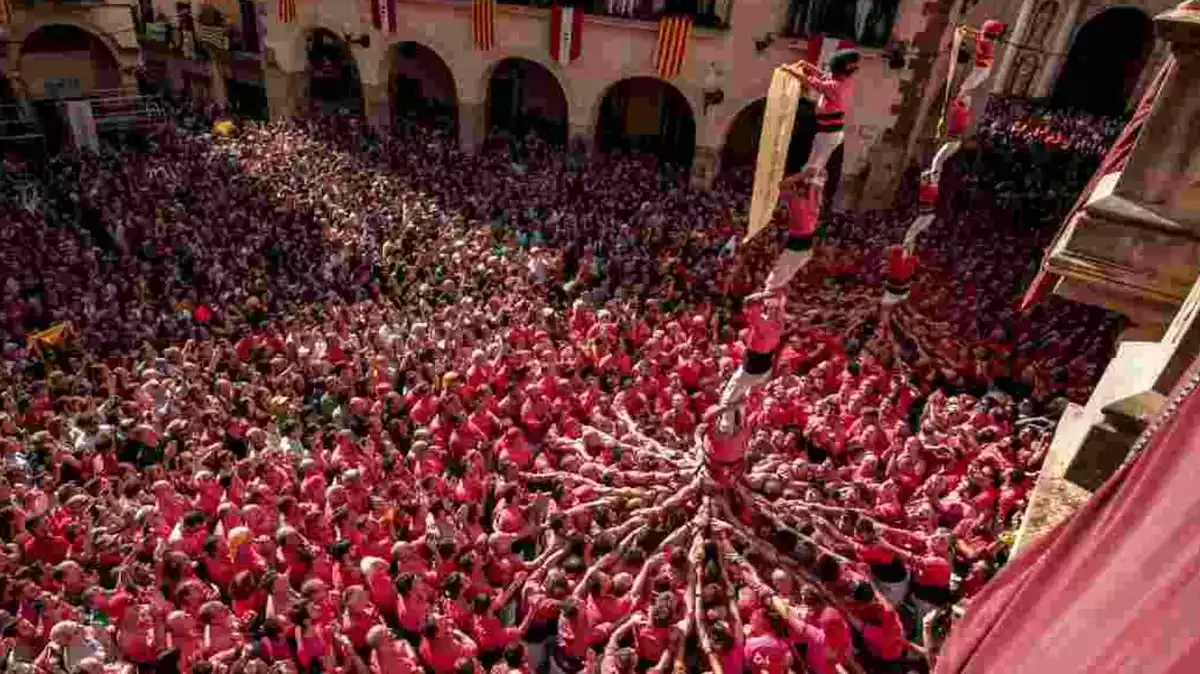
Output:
[306, 28, 363, 116]
[1052, 6, 1154, 116]
[595, 77, 696, 167]
[20, 24, 123, 99]
[486, 58, 568, 145]
[390, 42, 458, 132]
[718, 97, 818, 175]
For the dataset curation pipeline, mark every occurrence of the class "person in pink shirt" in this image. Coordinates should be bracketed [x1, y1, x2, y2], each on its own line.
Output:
[703, 404, 751, 486]
[365, 624, 420, 674]
[958, 19, 1006, 104]
[782, 50, 861, 183]
[721, 294, 785, 405]
[417, 616, 478, 674]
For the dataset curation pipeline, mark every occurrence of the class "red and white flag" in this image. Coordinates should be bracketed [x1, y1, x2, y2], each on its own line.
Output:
[805, 34, 855, 69]
[550, 5, 584, 66]
[371, 0, 398, 33]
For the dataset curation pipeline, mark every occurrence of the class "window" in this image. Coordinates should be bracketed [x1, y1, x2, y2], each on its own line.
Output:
[784, 0, 899, 48]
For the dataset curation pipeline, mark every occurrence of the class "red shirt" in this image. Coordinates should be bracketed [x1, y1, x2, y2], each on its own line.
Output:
[783, 190, 820, 238]
[746, 306, 782, 354]
[886, 246, 918, 284]
[975, 36, 996, 67]
[947, 98, 972, 136]
[914, 554, 952, 588]
[860, 603, 906, 662]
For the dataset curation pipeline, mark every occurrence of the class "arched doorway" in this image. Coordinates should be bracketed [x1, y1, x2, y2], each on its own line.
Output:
[596, 77, 696, 167]
[1052, 7, 1154, 116]
[307, 28, 363, 116]
[720, 98, 818, 175]
[487, 58, 568, 145]
[393, 42, 458, 131]
[20, 24, 122, 99]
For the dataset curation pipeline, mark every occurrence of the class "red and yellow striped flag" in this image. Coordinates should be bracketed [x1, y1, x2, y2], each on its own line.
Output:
[27, 322, 70, 348]
[655, 14, 693, 79]
[472, 0, 495, 50]
[0, 0, 12, 26]
[278, 0, 297, 24]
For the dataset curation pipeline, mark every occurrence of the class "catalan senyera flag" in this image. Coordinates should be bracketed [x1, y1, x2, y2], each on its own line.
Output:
[805, 34, 856, 70]
[655, 14, 693, 79]
[27, 322, 70, 348]
[278, 0, 297, 24]
[550, 5, 584, 66]
[473, 0, 495, 50]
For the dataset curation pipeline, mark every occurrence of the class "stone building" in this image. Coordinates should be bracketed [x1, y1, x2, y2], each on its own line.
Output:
[0, 0, 1174, 200]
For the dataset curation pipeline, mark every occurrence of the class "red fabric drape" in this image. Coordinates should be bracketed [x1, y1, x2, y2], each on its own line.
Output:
[935, 353, 1200, 674]
[1018, 58, 1177, 311]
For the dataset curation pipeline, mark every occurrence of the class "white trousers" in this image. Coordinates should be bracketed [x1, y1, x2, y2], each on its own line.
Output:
[720, 367, 770, 405]
[764, 249, 814, 291]
[930, 139, 962, 177]
[881, 289, 909, 307]
[903, 213, 935, 249]
[803, 130, 844, 177]
[958, 64, 992, 103]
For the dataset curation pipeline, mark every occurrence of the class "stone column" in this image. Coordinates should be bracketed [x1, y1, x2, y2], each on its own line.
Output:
[1032, 0, 1087, 97]
[362, 82, 392, 134]
[992, 0, 1038, 93]
[691, 146, 719, 191]
[265, 64, 305, 121]
[568, 121, 594, 155]
[459, 101, 487, 154]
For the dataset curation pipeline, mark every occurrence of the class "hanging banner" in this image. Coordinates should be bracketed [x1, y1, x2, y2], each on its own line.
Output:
[550, 5, 584, 66]
[745, 67, 806, 243]
[65, 101, 98, 153]
[472, 0, 495, 50]
[654, 14, 692, 79]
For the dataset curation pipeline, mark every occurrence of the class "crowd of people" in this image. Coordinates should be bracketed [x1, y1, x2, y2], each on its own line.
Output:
[968, 96, 1126, 231]
[0, 100, 1122, 674]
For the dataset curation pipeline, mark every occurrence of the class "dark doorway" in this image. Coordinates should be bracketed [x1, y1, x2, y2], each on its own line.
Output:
[393, 42, 458, 132]
[307, 28, 362, 116]
[720, 97, 817, 174]
[1052, 7, 1154, 116]
[487, 59, 567, 145]
[596, 77, 696, 167]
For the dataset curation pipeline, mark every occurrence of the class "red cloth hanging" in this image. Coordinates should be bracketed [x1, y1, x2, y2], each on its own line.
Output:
[935, 354, 1200, 674]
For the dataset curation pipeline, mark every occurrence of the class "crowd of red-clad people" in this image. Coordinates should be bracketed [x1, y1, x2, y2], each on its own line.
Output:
[0, 105, 1122, 674]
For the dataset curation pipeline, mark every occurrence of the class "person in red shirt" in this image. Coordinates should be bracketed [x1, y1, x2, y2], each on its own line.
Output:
[721, 294, 784, 405]
[926, 97, 973, 185]
[847, 583, 907, 667]
[764, 179, 822, 292]
[22, 515, 68, 566]
[703, 403, 751, 486]
[782, 50, 861, 183]
[418, 616, 478, 674]
[882, 245, 918, 308]
[959, 19, 1006, 103]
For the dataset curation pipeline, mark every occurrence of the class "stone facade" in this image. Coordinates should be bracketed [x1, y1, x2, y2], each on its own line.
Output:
[0, 0, 1180, 200]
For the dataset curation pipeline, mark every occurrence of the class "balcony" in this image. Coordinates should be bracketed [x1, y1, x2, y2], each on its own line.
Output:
[496, 0, 730, 30]
[780, 0, 898, 48]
